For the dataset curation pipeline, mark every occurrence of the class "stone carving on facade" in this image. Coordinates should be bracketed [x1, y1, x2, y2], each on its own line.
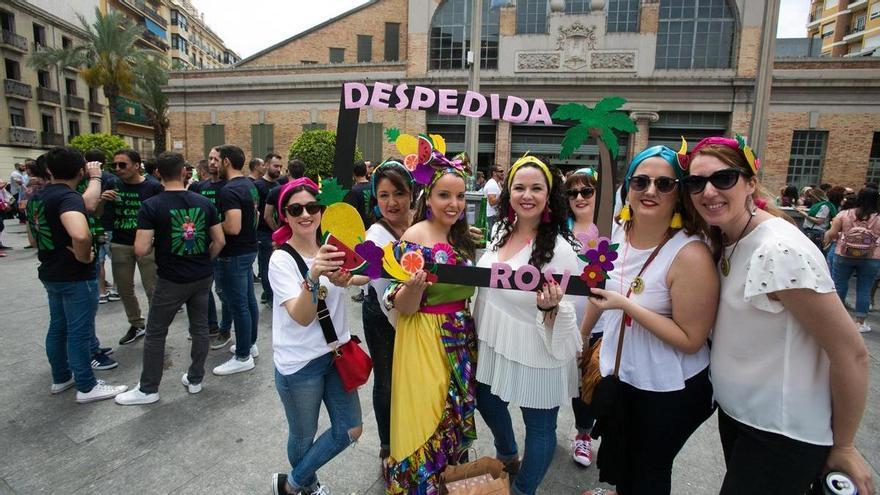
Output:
[517, 52, 561, 71]
[556, 22, 598, 70]
[590, 52, 637, 71]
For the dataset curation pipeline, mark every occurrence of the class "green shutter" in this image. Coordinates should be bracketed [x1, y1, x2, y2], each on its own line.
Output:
[357, 35, 372, 62]
[302, 123, 327, 131]
[384, 23, 400, 61]
[357, 123, 383, 163]
[251, 124, 275, 159]
[203, 124, 225, 159]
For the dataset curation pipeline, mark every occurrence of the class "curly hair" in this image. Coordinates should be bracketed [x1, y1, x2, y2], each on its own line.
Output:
[493, 160, 577, 270]
[413, 171, 476, 262]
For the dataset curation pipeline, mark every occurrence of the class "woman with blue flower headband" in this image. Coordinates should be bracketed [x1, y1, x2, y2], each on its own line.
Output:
[581, 145, 718, 495]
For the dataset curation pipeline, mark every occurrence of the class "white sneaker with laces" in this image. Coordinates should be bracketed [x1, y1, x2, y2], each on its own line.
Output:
[76, 380, 128, 403]
[572, 433, 593, 467]
[213, 355, 255, 376]
[311, 483, 331, 495]
[858, 322, 872, 333]
[50, 377, 75, 394]
[181, 373, 202, 394]
[229, 343, 259, 358]
[115, 387, 160, 405]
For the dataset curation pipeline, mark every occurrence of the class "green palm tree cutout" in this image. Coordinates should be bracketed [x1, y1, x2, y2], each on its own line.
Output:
[170, 208, 207, 256]
[552, 97, 637, 160]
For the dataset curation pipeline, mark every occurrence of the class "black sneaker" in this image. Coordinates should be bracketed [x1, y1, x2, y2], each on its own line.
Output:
[99, 346, 114, 355]
[91, 352, 118, 370]
[210, 331, 232, 350]
[272, 473, 290, 495]
[0, 245, 11, 250]
[208, 326, 220, 338]
[119, 326, 146, 345]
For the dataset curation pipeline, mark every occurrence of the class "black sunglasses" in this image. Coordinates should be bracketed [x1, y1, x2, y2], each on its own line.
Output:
[566, 187, 595, 200]
[629, 175, 679, 194]
[682, 169, 744, 195]
[285, 202, 323, 217]
[112, 162, 129, 169]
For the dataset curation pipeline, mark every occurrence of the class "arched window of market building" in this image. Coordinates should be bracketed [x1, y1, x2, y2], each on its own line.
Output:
[655, 0, 736, 69]
[429, 0, 501, 70]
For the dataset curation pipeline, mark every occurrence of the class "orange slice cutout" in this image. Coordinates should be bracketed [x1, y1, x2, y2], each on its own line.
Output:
[403, 153, 419, 171]
[400, 250, 425, 275]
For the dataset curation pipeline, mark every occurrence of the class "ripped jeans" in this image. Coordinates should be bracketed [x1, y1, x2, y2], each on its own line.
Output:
[275, 353, 362, 490]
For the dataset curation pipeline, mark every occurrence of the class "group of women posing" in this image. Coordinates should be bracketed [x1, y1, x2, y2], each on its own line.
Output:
[266, 137, 874, 495]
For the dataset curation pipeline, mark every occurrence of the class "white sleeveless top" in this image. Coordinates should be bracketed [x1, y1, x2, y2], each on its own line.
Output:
[598, 227, 710, 392]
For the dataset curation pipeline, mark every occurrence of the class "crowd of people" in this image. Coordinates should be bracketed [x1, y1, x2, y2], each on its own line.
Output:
[4, 137, 876, 495]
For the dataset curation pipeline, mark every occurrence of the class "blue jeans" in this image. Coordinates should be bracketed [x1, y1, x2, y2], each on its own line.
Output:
[833, 256, 880, 317]
[43, 279, 100, 393]
[826, 242, 837, 279]
[206, 285, 228, 332]
[275, 354, 362, 490]
[476, 382, 559, 495]
[214, 252, 258, 357]
[257, 230, 274, 302]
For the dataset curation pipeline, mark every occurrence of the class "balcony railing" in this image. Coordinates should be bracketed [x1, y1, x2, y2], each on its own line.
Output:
[89, 101, 104, 114]
[141, 30, 169, 50]
[37, 86, 61, 105]
[66, 94, 85, 110]
[9, 127, 38, 146]
[41, 132, 64, 147]
[0, 29, 28, 52]
[4, 79, 33, 99]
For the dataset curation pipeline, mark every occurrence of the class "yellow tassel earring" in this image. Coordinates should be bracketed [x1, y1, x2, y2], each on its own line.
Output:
[620, 204, 632, 221]
[670, 211, 683, 229]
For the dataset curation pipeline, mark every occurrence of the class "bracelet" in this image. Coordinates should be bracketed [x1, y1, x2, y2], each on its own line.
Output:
[90, 176, 102, 181]
[537, 304, 558, 313]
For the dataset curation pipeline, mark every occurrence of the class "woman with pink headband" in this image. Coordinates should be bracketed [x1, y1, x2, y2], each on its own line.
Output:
[682, 137, 874, 495]
[268, 178, 363, 495]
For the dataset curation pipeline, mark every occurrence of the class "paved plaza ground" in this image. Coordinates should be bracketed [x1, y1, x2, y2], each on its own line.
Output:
[0, 219, 878, 494]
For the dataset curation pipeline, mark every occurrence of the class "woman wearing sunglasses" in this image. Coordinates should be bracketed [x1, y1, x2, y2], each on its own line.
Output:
[681, 138, 874, 495]
[581, 146, 718, 495]
[268, 178, 362, 495]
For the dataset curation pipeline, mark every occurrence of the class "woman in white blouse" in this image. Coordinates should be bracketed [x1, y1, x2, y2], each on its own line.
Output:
[582, 146, 718, 495]
[474, 155, 579, 495]
[682, 137, 873, 495]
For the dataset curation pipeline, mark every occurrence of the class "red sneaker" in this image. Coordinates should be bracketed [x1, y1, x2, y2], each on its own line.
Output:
[572, 433, 593, 467]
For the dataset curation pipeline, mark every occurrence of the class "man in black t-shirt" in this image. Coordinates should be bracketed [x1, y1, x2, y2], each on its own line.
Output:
[263, 158, 305, 234]
[344, 160, 374, 229]
[254, 153, 282, 304]
[102, 149, 164, 345]
[192, 156, 227, 341]
[210, 145, 260, 376]
[115, 152, 225, 405]
[27, 147, 128, 404]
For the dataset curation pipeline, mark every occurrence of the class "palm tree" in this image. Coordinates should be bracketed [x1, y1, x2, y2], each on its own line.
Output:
[28, 7, 151, 135]
[135, 56, 170, 153]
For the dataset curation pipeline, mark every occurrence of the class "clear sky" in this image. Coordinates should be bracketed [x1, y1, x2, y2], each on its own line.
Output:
[192, 0, 809, 60]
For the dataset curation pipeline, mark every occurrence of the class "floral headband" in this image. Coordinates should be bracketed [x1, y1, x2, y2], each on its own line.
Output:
[272, 177, 321, 245]
[624, 145, 684, 191]
[508, 154, 553, 189]
[678, 134, 761, 175]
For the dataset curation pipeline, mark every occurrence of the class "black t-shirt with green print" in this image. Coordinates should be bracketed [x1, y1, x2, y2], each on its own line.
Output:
[191, 179, 226, 222]
[27, 184, 96, 282]
[112, 179, 164, 245]
[218, 176, 258, 257]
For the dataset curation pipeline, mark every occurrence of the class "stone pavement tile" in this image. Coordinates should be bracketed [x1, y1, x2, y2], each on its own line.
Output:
[0, 422, 77, 479]
[0, 478, 15, 495]
[72, 448, 199, 495]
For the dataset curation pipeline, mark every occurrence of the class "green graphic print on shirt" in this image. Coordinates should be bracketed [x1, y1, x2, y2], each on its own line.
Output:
[27, 199, 54, 250]
[171, 207, 207, 256]
[114, 190, 143, 231]
[250, 186, 260, 230]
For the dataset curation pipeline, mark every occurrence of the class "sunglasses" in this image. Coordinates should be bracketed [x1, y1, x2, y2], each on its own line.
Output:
[285, 202, 323, 217]
[629, 175, 679, 194]
[112, 162, 130, 169]
[566, 187, 595, 200]
[682, 169, 744, 195]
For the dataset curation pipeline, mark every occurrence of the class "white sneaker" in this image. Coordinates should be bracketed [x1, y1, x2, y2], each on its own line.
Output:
[114, 387, 160, 405]
[76, 380, 128, 403]
[311, 484, 331, 495]
[212, 355, 255, 376]
[181, 373, 202, 394]
[50, 377, 75, 394]
[858, 323, 872, 333]
[229, 343, 259, 358]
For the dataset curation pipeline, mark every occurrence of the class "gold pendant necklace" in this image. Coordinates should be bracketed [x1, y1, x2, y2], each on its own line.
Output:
[631, 276, 645, 294]
[721, 215, 754, 277]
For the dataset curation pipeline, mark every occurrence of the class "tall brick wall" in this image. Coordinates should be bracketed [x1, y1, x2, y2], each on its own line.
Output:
[238, 0, 408, 67]
[736, 26, 761, 78]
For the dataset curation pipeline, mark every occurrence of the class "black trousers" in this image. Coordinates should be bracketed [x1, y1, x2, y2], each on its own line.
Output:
[606, 367, 715, 495]
[718, 408, 830, 495]
[361, 288, 395, 449]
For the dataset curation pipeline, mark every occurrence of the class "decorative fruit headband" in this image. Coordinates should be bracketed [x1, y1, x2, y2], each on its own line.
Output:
[385, 128, 470, 189]
[677, 134, 761, 175]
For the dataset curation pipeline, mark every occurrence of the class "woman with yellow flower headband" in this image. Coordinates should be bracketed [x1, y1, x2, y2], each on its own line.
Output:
[473, 154, 581, 495]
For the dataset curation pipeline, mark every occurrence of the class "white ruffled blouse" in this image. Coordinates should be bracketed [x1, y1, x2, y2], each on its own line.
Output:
[474, 235, 582, 409]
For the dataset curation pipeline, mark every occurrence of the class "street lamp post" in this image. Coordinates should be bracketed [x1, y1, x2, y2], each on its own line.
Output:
[464, 0, 483, 190]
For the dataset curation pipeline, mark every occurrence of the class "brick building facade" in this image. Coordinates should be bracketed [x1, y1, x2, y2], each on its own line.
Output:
[165, 0, 880, 193]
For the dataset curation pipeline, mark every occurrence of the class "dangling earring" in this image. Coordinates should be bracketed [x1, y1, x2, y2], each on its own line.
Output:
[459, 211, 465, 221]
[670, 211, 683, 229]
[506, 206, 516, 223]
[542, 206, 551, 223]
[620, 204, 632, 221]
[425, 206, 433, 219]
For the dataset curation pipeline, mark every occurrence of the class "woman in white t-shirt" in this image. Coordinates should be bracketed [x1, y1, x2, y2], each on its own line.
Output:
[682, 137, 874, 495]
[267, 178, 363, 495]
[581, 146, 718, 495]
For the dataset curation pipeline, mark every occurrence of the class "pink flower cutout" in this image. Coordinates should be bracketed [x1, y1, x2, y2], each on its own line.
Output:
[431, 243, 456, 265]
[575, 223, 610, 255]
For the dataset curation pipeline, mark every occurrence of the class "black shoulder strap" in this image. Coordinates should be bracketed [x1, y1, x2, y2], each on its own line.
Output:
[277, 243, 339, 347]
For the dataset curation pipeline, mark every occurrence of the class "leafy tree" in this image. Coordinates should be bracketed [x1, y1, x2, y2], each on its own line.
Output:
[134, 56, 170, 154]
[69, 133, 127, 166]
[288, 130, 363, 179]
[28, 8, 152, 135]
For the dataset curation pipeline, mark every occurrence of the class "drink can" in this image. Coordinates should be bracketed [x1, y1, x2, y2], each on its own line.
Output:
[824, 472, 857, 495]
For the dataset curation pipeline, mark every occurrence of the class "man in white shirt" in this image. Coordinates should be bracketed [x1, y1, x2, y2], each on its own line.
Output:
[9, 162, 28, 223]
[483, 165, 503, 234]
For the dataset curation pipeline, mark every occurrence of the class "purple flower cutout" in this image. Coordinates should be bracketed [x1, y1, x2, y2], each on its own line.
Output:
[355, 240, 384, 279]
[583, 239, 618, 272]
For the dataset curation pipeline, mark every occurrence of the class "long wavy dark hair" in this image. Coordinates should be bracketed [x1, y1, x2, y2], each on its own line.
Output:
[413, 170, 476, 262]
[493, 160, 577, 270]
